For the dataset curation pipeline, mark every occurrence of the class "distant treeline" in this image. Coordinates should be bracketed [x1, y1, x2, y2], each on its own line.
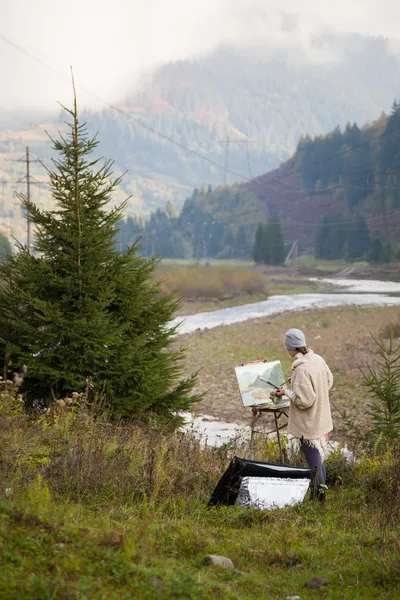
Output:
[117, 102, 400, 263]
[117, 186, 256, 260]
[293, 101, 400, 214]
[117, 191, 397, 264]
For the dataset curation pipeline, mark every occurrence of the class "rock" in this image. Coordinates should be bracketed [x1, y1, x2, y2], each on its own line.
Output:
[286, 596, 301, 600]
[306, 577, 329, 589]
[203, 555, 234, 569]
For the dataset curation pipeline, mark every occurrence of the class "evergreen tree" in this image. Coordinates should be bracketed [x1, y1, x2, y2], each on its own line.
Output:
[0, 93, 200, 417]
[0, 232, 12, 259]
[253, 223, 264, 263]
[348, 215, 371, 259]
[315, 217, 330, 259]
[261, 224, 271, 265]
[368, 238, 383, 263]
[379, 242, 394, 264]
[266, 216, 285, 265]
[362, 328, 400, 446]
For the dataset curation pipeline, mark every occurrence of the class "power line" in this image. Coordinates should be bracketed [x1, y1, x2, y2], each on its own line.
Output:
[3, 31, 400, 224]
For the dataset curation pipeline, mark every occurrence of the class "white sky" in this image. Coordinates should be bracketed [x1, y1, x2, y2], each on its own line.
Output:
[1, 0, 400, 114]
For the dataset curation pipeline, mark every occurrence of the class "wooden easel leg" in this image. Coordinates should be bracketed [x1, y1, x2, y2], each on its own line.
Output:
[249, 425, 255, 460]
[249, 412, 259, 460]
[274, 412, 284, 463]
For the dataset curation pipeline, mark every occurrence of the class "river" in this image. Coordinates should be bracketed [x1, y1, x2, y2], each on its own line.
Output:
[171, 278, 400, 335]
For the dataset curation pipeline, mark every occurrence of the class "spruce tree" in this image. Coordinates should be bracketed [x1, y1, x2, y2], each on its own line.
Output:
[261, 224, 271, 265]
[253, 223, 264, 264]
[264, 217, 285, 265]
[348, 215, 371, 260]
[0, 92, 200, 417]
[315, 217, 330, 259]
[270, 216, 285, 266]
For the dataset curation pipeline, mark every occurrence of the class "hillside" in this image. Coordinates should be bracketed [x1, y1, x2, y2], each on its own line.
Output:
[1, 31, 400, 243]
[147, 103, 400, 259]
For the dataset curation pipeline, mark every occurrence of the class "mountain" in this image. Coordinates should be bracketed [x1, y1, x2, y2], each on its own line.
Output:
[1, 30, 400, 243]
[162, 103, 400, 260]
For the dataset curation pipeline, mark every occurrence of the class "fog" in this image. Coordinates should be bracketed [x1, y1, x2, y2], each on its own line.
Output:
[0, 0, 399, 115]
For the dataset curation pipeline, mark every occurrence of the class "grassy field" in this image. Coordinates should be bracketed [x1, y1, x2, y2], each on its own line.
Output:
[1, 489, 399, 600]
[179, 305, 400, 437]
[1, 392, 399, 600]
[2, 260, 400, 598]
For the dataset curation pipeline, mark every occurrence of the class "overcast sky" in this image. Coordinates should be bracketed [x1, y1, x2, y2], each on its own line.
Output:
[1, 0, 400, 116]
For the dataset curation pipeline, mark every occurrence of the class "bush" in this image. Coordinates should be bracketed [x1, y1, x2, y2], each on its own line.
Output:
[361, 327, 400, 446]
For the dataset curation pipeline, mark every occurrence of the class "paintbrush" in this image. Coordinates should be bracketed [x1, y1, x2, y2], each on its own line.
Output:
[259, 376, 285, 389]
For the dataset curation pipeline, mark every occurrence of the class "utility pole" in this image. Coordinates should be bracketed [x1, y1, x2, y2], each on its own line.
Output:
[219, 138, 255, 184]
[13, 146, 46, 253]
[26, 147, 31, 251]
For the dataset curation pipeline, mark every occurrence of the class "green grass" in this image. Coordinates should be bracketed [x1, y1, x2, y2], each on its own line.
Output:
[1, 384, 400, 599]
[1, 487, 399, 600]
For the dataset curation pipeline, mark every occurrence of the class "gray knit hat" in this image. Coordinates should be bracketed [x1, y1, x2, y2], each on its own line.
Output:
[284, 328, 307, 349]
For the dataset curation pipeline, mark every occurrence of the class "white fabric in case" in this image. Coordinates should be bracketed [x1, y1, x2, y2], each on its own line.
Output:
[238, 476, 310, 510]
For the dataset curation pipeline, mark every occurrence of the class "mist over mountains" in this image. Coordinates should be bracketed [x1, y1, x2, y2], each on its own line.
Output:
[1, 26, 400, 242]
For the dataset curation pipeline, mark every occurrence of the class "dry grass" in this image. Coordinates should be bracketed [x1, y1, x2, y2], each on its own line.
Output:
[156, 265, 268, 300]
[0, 389, 229, 506]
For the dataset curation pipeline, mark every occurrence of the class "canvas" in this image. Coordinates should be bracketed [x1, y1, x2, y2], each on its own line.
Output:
[234, 360, 287, 407]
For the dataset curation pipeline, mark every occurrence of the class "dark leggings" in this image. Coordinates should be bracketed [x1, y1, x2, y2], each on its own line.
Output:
[300, 441, 326, 487]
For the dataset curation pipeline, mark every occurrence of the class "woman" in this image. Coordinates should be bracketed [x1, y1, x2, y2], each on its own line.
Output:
[275, 328, 333, 502]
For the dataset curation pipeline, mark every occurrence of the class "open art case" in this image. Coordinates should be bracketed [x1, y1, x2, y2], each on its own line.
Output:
[208, 456, 313, 508]
[234, 360, 289, 408]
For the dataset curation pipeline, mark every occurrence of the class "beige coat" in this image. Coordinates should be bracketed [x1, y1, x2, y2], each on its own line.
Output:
[287, 349, 333, 440]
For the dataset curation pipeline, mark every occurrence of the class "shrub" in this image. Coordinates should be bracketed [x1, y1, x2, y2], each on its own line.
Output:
[361, 327, 400, 447]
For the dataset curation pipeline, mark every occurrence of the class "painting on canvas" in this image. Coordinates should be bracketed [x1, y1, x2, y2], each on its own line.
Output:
[234, 360, 286, 407]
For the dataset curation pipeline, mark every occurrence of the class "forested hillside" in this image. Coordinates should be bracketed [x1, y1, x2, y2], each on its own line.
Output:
[119, 103, 400, 261]
[87, 33, 400, 210]
[1, 30, 400, 245]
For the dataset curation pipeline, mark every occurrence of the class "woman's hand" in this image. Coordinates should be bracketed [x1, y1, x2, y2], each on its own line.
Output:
[275, 387, 285, 398]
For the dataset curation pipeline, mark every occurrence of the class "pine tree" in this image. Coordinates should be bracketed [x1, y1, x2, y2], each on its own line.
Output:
[270, 217, 285, 265]
[368, 238, 383, 263]
[315, 217, 330, 259]
[261, 224, 271, 265]
[0, 91, 200, 417]
[253, 223, 264, 263]
[361, 328, 400, 446]
[264, 217, 285, 265]
[348, 215, 371, 260]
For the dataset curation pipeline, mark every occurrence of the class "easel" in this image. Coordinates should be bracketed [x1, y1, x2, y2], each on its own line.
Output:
[236, 358, 290, 463]
[249, 403, 289, 463]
